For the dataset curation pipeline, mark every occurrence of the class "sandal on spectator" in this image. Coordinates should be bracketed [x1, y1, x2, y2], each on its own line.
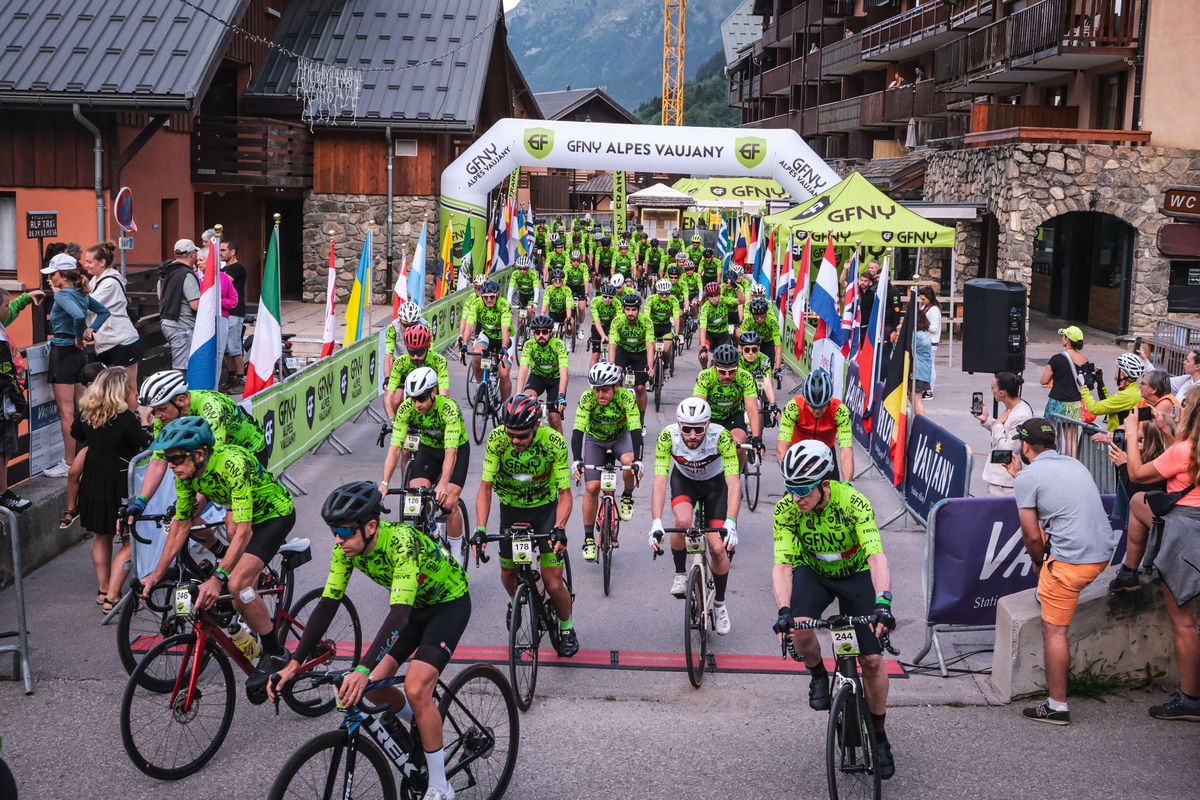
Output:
[59, 508, 79, 529]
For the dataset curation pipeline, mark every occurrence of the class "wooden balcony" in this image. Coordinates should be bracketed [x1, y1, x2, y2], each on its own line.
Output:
[933, 35, 965, 84]
[950, 0, 996, 30]
[859, 90, 887, 128]
[971, 102, 1079, 132]
[192, 116, 312, 188]
[818, 96, 861, 133]
[861, 0, 954, 62]
[802, 106, 819, 137]
[741, 110, 803, 135]
[963, 127, 1152, 146]
[821, 32, 865, 76]
[764, 3, 806, 47]
[883, 86, 914, 122]
[807, 0, 854, 28]
[914, 81, 971, 117]
[762, 62, 793, 96]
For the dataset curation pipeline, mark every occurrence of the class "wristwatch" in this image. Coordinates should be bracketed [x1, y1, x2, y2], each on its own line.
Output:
[876, 591, 893, 603]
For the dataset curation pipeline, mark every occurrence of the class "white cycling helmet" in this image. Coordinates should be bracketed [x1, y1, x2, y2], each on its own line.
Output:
[138, 370, 188, 408]
[1116, 352, 1145, 380]
[516, 255, 533, 269]
[781, 440, 834, 487]
[609, 274, 625, 289]
[473, 275, 486, 287]
[398, 302, 422, 324]
[404, 366, 439, 397]
[570, 249, 582, 260]
[589, 362, 623, 387]
[655, 278, 672, 294]
[676, 397, 712, 425]
[751, 283, 766, 297]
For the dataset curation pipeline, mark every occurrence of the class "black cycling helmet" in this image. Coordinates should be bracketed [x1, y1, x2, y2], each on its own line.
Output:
[723, 268, 740, 282]
[703, 248, 714, 258]
[650, 238, 660, 248]
[748, 298, 769, 316]
[739, 331, 763, 346]
[712, 343, 740, 367]
[601, 236, 612, 247]
[550, 268, 564, 279]
[481, 279, 500, 294]
[667, 247, 678, 258]
[802, 368, 835, 408]
[501, 395, 541, 429]
[667, 265, 682, 278]
[622, 293, 642, 308]
[321, 481, 384, 527]
[531, 314, 554, 330]
[601, 284, 617, 297]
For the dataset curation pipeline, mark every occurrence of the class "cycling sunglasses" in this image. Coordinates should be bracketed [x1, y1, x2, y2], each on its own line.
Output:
[680, 424, 707, 435]
[741, 346, 760, 354]
[329, 525, 359, 541]
[532, 327, 552, 334]
[785, 482, 820, 499]
[163, 452, 192, 466]
[481, 294, 498, 301]
[506, 427, 535, 441]
[715, 367, 738, 377]
[408, 349, 428, 360]
[411, 390, 434, 403]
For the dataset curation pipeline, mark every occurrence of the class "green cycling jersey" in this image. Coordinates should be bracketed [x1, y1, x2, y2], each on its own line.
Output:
[520, 337, 569, 379]
[646, 295, 681, 327]
[643, 248, 666, 273]
[609, 312, 654, 353]
[152, 390, 265, 460]
[546, 251, 568, 272]
[686, 245, 704, 265]
[612, 254, 634, 277]
[322, 520, 468, 607]
[391, 394, 467, 449]
[698, 258, 721, 283]
[386, 351, 450, 393]
[573, 387, 640, 441]
[741, 314, 782, 346]
[564, 261, 589, 288]
[698, 298, 735, 333]
[773, 481, 882, 579]
[464, 296, 512, 342]
[740, 353, 772, 377]
[595, 247, 614, 270]
[481, 425, 570, 508]
[590, 297, 620, 331]
[679, 272, 702, 297]
[542, 284, 573, 314]
[174, 444, 294, 525]
[693, 367, 757, 421]
[512, 269, 538, 297]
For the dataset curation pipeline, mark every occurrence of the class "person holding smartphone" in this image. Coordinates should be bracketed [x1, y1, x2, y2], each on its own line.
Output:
[974, 372, 1034, 495]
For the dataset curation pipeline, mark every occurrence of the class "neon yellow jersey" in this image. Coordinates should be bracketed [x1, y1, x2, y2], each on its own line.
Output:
[322, 521, 468, 606]
[481, 425, 570, 508]
[772, 482, 882, 578]
[741, 313, 782, 345]
[174, 445, 293, 525]
[520, 337, 569, 379]
[646, 295, 681, 326]
[573, 387, 640, 441]
[692, 367, 756, 420]
[391, 394, 467, 449]
[151, 390, 265, 461]
[698, 298, 735, 332]
[464, 296, 512, 341]
[386, 351, 450, 393]
[609, 311, 654, 353]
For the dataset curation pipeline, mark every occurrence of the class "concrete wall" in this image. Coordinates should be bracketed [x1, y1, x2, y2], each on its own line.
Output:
[0, 477, 76, 589]
[1143, 0, 1200, 150]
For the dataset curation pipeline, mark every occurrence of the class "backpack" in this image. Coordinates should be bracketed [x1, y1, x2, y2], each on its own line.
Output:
[98, 275, 141, 327]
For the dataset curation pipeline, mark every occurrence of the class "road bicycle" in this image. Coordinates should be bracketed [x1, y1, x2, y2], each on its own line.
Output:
[680, 307, 698, 350]
[267, 666, 519, 800]
[579, 450, 638, 597]
[462, 348, 504, 445]
[777, 615, 899, 800]
[470, 525, 574, 712]
[740, 440, 765, 513]
[387, 485, 470, 571]
[119, 563, 363, 779]
[651, 336, 675, 413]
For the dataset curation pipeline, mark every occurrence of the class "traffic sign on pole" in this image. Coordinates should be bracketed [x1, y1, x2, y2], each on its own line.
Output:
[114, 187, 136, 232]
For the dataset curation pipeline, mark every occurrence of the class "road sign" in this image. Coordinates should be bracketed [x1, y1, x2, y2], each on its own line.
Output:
[114, 186, 137, 232]
[119, 237, 135, 251]
[26, 211, 57, 239]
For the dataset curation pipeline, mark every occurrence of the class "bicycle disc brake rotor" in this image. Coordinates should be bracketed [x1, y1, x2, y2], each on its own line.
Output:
[170, 689, 203, 722]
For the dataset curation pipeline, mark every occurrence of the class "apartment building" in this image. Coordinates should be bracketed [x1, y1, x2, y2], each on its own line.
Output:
[728, 0, 1200, 335]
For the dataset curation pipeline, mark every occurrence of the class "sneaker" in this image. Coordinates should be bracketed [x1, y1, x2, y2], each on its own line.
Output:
[255, 649, 291, 674]
[582, 537, 597, 562]
[1149, 691, 1200, 721]
[618, 495, 634, 522]
[0, 491, 32, 512]
[42, 459, 70, 478]
[1022, 700, 1070, 725]
[808, 674, 831, 711]
[875, 739, 895, 780]
[422, 787, 455, 800]
[558, 627, 580, 658]
[922, 390, 934, 399]
[670, 574, 687, 598]
[1108, 566, 1141, 594]
[713, 603, 731, 636]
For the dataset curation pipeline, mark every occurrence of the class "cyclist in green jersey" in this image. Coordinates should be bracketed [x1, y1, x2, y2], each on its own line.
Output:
[693, 343, 763, 470]
[681, 257, 702, 304]
[698, 250, 722, 285]
[141, 417, 295, 672]
[458, 276, 486, 344]
[697, 282, 738, 368]
[608, 294, 655, 419]
[573, 363, 644, 554]
[668, 230, 685, 253]
[384, 324, 449, 417]
[386, 300, 431, 380]
[646, 278, 681, 371]
[686, 232, 704, 266]
[544, 238, 568, 281]
[642, 239, 666, 280]
[463, 278, 513, 400]
[563, 251, 590, 335]
[534, 222, 548, 259]
[592, 237, 615, 287]
[476, 395, 578, 657]
[721, 267, 749, 328]
[772, 441, 896, 779]
[510, 256, 540, 331]
[589, 283, 620, 369]
[540, 269, 576, 337]
[269, 481, 470, 800]
[738, 331, 778, 415]
[380, 367, 470, 565]
[517, 315, 570, 433]
[744, 298, 783, 376]
[612, 240, 634, 282]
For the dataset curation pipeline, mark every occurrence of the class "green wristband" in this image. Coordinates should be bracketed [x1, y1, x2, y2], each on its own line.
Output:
[354, 665, 372, 678]
[875, 596, 892, 606]
[214, 568, 230, 582]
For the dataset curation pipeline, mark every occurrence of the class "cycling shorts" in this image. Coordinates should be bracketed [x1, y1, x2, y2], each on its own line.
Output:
[612, 346, 649, 386]
[524, 374, 561, 401]
[385, 594, 471, 672]
[653, 322, 675, 339]
[409, 442, 470, 489]
[714, 412, 748, 436]
[548, 309, 568, 325]
[245, 511, 296, 564]
[589, 330, 610, 354]
[498, 501, 564, 569]
[704, 332, 732, 352]
[669, 471, 727, 522]
[788, 565, 881, 657]
[583, 433, 634, 484]
[569, 284, 588, 301]
[517, 291, 536, 308]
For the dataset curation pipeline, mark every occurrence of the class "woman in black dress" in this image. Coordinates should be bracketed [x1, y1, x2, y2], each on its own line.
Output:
[72, 366, 150, 612]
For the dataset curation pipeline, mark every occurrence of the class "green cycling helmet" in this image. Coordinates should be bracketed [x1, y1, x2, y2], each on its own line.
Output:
[150, 415, 216, 453]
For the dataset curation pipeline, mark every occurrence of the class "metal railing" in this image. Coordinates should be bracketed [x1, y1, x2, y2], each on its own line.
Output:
[1048, 413, 1117, 495]
[0, 507, 33, 694]
[1151, 320, 1200, 376]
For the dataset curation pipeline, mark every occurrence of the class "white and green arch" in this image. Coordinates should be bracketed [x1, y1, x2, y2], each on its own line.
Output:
[440, 117, 839, 273]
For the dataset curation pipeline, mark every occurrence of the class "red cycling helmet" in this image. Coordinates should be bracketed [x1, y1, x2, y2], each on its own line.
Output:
[704, 281, 720, 296]
[501, 394, 541, 429]
[403, 324, 432, 351]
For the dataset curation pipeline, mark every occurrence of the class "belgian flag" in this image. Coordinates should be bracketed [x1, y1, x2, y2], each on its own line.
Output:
[879, 289, 917, 487]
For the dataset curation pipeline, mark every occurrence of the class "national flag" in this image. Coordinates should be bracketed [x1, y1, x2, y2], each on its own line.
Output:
[459, 220, 475, 289]
[732, 220, 748, 266]
[746, 216, 760, 275]
[776, 233, 794, 319]
[880, 288, 917, 487]
[320, 238, 337, 358]
[754, 226, 773, 296]
[186, 236, 221, 389]
[515, 208, 530, 258]
[408, 223, 427, 307]
[716, 216, 730, 265]
[494, 203, 509, 269]
[243, 224, 282, 399]
[856, 256, 888, 432]
[809, 239, 845, 347]
[342, 231, 373, 346]
[506, 201, 520, 265]
[392, 249, 409, 319]
[485, 209, 497, 274]
[791, 235, 811, 361]
[436, 219, 454, 300]
[841, 253, 860, 360]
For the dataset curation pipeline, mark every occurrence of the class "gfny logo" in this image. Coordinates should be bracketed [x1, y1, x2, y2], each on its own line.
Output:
[524, 127, 554, 159]
[734, 136, 767, 169]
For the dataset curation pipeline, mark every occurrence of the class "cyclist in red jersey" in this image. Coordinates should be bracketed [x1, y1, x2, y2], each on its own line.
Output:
[777, 368, 854, 480]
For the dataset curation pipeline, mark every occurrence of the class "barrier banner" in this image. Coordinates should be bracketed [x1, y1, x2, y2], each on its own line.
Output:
[925, 495, 1124, 626]
[612, 170, 627, 240]
[904, 413, 971, 522]
[867, 386, 894, 478]
[844, 363, 871, 451]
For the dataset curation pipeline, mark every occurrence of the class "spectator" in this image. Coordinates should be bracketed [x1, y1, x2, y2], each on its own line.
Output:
[217, 265, 238, 386]
[1169, 348, 1200, 404]
[72, 367, 151, 612]
[1106, 417, 1169, 589]
[809, 42, 819, 54]
[1040, 326, 1090, 421]
[1141, 369, 1181, 418]
[914, 64, 929, 83]
[0, 285, 44, 510]
[1113, 405, 1200, 720]
[912, 309, 932, 415]
[975, 372, 1034, 495]
[81, 242, 140, 410]
[158, 239, 201, 376]
[887, 73, 907, 90]
[1013, 418, 1120, 725]
[220, 239, 247, 390]
[40, 253, 110, 478]
[61, 361, 105, 530]
[1080, 352, 1145, 436]
[916, 286, 941, 398]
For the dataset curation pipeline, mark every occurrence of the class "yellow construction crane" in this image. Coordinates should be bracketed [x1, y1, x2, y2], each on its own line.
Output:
[661, 0, 686, 126]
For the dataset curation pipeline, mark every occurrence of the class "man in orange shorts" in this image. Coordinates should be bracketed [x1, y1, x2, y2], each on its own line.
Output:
[1013, 418, 1119, 725]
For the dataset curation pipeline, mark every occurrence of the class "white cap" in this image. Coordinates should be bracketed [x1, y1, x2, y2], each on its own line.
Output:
[173, 238, 198, 255]
[41, 253, 78, 274]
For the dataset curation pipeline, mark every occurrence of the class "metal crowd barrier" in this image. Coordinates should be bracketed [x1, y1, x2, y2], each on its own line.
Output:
[1047, 413, 1117, 495]
[0, 507, 33, 694]
[1151, 320, 1200, 376]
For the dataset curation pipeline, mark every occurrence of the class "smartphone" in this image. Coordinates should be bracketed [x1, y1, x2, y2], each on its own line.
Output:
[1138, 406, 1152, 422]
[971, 391, 984, 416]
[1113, 429, 1127, 449]
[989, 450, 1013, 465]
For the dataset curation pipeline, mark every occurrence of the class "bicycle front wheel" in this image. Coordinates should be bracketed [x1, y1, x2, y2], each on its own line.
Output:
[653, 358, 663, 412]
[826, 684, 881, 800]
[267, 729, 397, 800]
[600, 506, 614, 597]
[471, 392, 491, 445]
[744, 451, 761, 512]
[120, 632, 236, 780]
[278, 589, 363, 717]
[440, 664, 520, 800]
[508, 583, 539, 711]
[683, 566, 707, 688]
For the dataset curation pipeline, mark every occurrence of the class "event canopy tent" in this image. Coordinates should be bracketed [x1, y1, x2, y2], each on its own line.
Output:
[763, 172, 954, 248]
[672, 177, 789, 210]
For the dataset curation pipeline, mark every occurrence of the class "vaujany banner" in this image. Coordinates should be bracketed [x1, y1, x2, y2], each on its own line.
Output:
[904, 414, 971, 522]
[844, 364, 875, 452]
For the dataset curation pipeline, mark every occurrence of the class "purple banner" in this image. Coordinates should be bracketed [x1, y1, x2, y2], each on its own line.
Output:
[904, 413, 970, 522]
[867, 383, 893, 479]
[844, 363, 871, 451]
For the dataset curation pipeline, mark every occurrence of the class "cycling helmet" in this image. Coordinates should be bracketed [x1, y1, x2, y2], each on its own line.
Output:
[802, 368, 835, 408]
[473, 275, 486, 287]
[610, 274, 626, 289]
[781, 441, 834, 487]
[551, 235, 562, 245]
[550, 268, 565, 280]
[675, 251, 687, 262]
[601, 236, 612, 247]
[704, 281, 720, 296]
[139, 370, 188, 408]
[321, 480, 383, 527]
[501, 394, 541, 430]
[622, 293, 642, 308]
[676, 397, 712, 424]
[723, 268, 740, 282]
[683, 260, 696, 270]
[748, 298, 769, 316]
[531, 314, 554, 330]
[703, 248, 714, 258]
[398, 302, 422, 324]
[149, 415, 215, 452]
[403, 324, 431, 351]
[516, 255, 533, 269]
[655, 278, 672, 294]
[739, 331, 762, 346]
[691, 233, 702, 243]
[481, 279, 500, 294]
[667, 265, 682, 278]
[600, 284, 617, 298]
[618, 240, 629, 249]
[1116, 352, 1145, 380]
[404, 366, 439, 397]
[751, 284, 766, 297]
[672, 229, 681, 238]
[570, 250, 582, 260]
[712, 343, 739, 367]
[650, 238, 660, 248]
[589, 362, 623, 387]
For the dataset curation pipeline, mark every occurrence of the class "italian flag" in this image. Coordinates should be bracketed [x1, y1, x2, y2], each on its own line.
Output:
[243, 224, 282, 399]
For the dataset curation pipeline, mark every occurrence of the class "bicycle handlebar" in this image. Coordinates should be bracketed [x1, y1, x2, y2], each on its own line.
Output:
[775, 614, 900, 657]
[469, 525, 564, 567]
[302, 671, 401, 714]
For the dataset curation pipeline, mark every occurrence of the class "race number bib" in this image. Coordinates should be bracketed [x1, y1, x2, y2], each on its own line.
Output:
[831, 627, 860, 657]
[600, 470, 618, 492]
[403, 493, 422, 518]
[480, 357, 494, 371]
[755, 375, 765, 391]
[623, 372, 635, 388]
[685, 532, 705, 554]
[175, 585, 193, 616]
[404, 433, 420, 452]
[511, 533, 534, 565]
[654, 341, 665, 352]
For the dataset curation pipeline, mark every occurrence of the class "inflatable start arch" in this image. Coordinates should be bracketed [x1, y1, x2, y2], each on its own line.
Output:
[439, 118, 840, 270]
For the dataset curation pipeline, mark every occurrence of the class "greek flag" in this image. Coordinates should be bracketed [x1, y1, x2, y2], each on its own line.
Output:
[716, 215, 730, 267]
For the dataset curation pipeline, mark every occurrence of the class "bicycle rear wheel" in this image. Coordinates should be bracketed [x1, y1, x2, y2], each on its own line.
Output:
[120, 632, 236, 780]
[683, 566, 707, 688]
[508, 583, 539, 711]
[471, 392, 491, 445]
[267, 729, 396, 800]
[744, 450, 761, 512]
[116, 583, 184, 677]
[826, 684, 881, 800]
[277, 590, 363, 717]
[440, 664, 520, 800]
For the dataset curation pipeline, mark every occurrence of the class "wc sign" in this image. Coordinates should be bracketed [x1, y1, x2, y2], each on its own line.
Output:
[1160, 185, 1200, 221]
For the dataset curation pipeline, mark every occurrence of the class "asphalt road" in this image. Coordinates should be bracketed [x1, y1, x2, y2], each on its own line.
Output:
[2, 321, 1197, 799]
